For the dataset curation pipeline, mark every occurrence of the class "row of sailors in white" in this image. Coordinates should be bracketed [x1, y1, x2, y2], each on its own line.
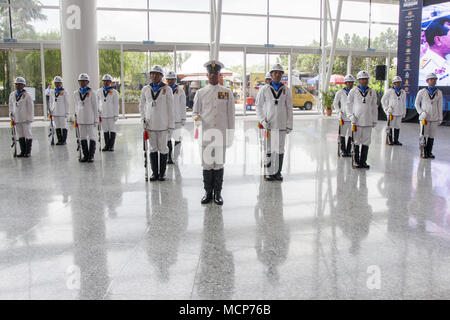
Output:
[333, 70, 443, 164]
[333, 72, 408, 168]
[73, 73, 120, 162]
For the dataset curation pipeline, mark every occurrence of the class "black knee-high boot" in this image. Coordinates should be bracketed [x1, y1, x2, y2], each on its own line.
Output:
[346, 136, 352, 157]
[102, 132, 110, 152]
[62, 128, 68, 145]
[88, 140, 96, 162]
[17, 137, 26, 157]
[426, 137, 435, 159]
[150, 152, 159, 181]
[56, 128, 63, 145]
[353, 145, 360, 168]
[394, 128, 402, 145]
[356, 145, 370, 169]
[79, 140, 89, 162]
[275, 153, 284, 181]
[213, 168, 224, 205]
[109, 132, 116, 151]
[339, 136, 347, 156]
[24, 139, 32, 157]
[201, 169, 214, 204]
[158, 153, 168, 181]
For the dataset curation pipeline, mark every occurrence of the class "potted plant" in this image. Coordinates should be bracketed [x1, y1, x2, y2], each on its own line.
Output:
[320, 90, 335, 116]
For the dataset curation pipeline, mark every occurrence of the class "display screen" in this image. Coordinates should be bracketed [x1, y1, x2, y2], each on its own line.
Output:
[419, 1, 450, 86]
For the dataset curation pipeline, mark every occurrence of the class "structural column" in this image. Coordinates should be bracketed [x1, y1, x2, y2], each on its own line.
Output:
[60, 0, 99, 117]
[347, 54, 352, 75]
[384, 54, 391, 93]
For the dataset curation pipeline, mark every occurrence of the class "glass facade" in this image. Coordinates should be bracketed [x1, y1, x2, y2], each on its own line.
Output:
[0, 0, 400, 115]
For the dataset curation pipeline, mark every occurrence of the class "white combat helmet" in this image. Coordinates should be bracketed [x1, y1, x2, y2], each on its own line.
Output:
[425, 73, 438, 81]
[102, 74, 113, 81]
[265, 72, 272, 80]
[356, 70, 370, 79]
[150, 65, 164, 75]
[15, 77, 26, 85]
[78, 73, 90, 81]
[344, 74, 355, 82]
[165, 71, 177, 79]
[53, 76, 63, 83]
[270, 63, 285, 74]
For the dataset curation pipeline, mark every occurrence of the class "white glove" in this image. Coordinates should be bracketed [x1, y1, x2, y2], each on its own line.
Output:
[114, 116, 119, 122]
[349, 114, 357, 124]
[261, 120, 269, 129]
[65, 113, 69, 117]
[419, 112, 427, 121]
[181, 119, 186, 126]
[402, 114, 406, 118]
[372, 122, 377, 128]
[9, 112, 14, 119]
[286, 128, 292, 134]
[338, 111, 343, 119]
[387, 107, 393, 114]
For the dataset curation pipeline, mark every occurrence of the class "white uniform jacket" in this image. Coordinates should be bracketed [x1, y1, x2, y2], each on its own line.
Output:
[171, 85, 187, 123]
[381, 88, 407, 117]
[255, 83, 294, 130]
[414, 88, 443, 122]
[73, 88, 99, 125]
[49, 88, 70, 117]
[333, 88, 351, 121]
[97, 88, 119, 119]
[193, 84, 235, 146]
[9, 90, 34, 123]
[139, 84, 175, 131]
[346, 87, 378, 127]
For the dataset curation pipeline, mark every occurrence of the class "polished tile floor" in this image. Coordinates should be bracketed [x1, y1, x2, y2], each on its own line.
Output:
[1, 115, 450, 300]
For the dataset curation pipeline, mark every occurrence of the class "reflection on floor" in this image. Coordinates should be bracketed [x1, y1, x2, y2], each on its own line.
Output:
[1, 116, 450, 300]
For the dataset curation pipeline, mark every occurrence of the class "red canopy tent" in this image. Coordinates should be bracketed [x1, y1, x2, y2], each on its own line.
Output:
[330, 74, 345, 85]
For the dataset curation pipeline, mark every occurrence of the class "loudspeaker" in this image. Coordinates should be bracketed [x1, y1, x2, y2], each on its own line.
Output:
[375, 65, 386, 80]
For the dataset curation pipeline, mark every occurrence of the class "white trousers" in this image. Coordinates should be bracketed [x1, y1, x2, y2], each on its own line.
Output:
[53, 116, 67, 129]
[353, 126, 372, 146]
[16, 122, 32, 139]
[339, 121, 351, 137]
[79, 124, 98, 141]
[421, 121, 438, 138]
[169, 122, 183, 141]
[149, 130, 169, 153]
[102, 118, 117, 132]
[265, 129, 287, 154]
[388, 116, 402, 129]
[201, 145, 226, 170]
